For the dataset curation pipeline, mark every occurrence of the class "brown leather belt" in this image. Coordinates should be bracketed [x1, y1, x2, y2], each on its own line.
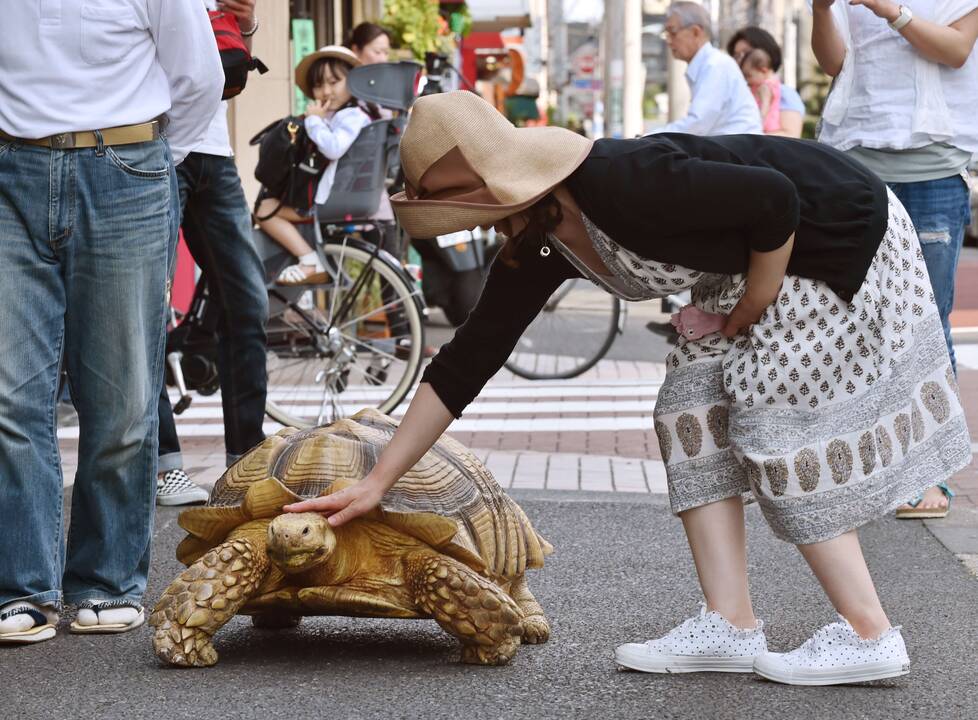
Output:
[0, 120, 161, 149]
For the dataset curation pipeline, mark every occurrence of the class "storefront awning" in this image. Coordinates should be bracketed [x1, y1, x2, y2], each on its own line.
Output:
[467, 0, 531, 32]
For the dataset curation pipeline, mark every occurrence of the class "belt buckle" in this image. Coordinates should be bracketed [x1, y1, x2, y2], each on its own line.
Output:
[50, 133, 75, 149]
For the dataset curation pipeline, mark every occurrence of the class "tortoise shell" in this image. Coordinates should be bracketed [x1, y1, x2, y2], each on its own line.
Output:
[175, 408, 552, 580]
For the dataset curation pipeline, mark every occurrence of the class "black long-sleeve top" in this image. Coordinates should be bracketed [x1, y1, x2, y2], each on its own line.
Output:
[421, 134, 889, 418]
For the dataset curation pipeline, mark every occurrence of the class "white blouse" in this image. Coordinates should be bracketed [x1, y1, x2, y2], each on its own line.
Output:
[813, 0, 978, 154]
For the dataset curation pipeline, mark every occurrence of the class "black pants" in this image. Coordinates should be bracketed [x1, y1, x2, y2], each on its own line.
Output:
[158, 153, 269, 471]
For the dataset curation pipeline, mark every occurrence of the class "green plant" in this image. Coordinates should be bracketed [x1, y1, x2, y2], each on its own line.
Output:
[383, 0, 468, 60]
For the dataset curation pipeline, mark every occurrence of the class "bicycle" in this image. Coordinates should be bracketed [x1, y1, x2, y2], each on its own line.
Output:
[167, 66, 426, 429]
[503, 279, 627, 380]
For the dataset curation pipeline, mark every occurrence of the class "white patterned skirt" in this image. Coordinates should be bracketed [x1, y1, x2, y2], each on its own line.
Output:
[650, 190, 971, 544]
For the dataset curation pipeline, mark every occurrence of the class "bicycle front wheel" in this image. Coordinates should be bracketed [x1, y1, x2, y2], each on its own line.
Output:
[264, 240, 425, 428]
[504, 278, 621, 380]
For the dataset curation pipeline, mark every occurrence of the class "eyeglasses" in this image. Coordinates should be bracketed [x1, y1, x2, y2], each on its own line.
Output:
[661, 24, 694, 40]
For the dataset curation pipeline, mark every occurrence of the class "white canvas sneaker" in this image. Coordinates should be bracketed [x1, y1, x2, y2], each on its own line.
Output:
[753, 616, 910, 686]
[156, 469, 209, 506]
[615, 603, 767, 673]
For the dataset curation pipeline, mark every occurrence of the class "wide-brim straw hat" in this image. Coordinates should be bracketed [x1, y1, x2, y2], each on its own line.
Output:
[295, 45, 361, 99]
[391, 91, 593, 238]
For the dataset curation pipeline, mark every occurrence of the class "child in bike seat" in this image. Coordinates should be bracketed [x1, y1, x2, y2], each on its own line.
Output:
[256, 46, 378, 285]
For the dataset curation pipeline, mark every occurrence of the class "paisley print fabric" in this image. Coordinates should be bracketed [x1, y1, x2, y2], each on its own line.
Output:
[583, 190, 971, 543]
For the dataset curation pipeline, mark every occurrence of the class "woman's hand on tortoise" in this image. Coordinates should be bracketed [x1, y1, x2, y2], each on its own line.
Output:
[283, 479, 386, 527]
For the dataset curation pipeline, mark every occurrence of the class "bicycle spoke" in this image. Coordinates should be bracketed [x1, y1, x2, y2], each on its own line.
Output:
[335, 291, 423, 332]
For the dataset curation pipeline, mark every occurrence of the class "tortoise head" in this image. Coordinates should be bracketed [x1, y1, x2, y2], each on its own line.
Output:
[267, 513, 336, 574]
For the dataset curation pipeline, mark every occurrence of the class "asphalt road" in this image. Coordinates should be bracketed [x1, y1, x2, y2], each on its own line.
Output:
[5, 493, 976, 720]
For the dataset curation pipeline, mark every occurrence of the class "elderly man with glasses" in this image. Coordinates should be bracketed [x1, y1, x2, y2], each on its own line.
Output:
[653, 1, 763, 136]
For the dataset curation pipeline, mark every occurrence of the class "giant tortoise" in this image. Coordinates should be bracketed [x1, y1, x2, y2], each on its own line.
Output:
[150, 409, 552, 667]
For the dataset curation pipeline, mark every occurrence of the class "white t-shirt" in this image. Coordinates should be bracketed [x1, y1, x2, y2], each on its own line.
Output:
[195, 101, 233, 157]
[194, 1, 233, 157]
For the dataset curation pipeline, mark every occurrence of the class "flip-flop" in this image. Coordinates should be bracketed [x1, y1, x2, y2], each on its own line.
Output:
[0, 605, 57, 644]
[69, 600, 145, 635]
[895, 482, 954, 519]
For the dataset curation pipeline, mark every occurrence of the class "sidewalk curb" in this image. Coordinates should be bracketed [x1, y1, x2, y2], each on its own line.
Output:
[924, 507, 978, 578]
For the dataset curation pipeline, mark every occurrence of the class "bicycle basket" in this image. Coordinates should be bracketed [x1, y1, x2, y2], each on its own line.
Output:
[317, 118, 393, 223]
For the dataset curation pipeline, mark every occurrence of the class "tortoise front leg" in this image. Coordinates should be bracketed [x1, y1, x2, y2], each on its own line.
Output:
[407, 552, 523, 666]
[151, 537, 269, 667]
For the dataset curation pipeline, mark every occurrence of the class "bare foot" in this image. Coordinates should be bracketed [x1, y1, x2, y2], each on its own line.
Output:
[897, 486, 949, 514]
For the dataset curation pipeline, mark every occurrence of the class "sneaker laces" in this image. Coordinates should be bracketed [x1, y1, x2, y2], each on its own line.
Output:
[795, 623, 837, 658]
[649, 603, 709, 645]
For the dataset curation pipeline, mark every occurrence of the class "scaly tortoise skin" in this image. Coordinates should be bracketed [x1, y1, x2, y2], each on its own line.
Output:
[150, 408, 553, 667]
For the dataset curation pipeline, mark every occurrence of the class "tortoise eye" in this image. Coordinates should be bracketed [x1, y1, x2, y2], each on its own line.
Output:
[302, 527, 310, 536]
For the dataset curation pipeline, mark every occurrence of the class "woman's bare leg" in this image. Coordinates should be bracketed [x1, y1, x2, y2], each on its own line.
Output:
[680, 496, 757, 629]
[796, 531, 890, 639]
[255, 200, 315, 258]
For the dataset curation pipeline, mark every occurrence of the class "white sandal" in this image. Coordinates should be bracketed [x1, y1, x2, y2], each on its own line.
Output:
[69, 600, 145, 635]
[276, 251, 328, 286]
[0, 602, 59, 644]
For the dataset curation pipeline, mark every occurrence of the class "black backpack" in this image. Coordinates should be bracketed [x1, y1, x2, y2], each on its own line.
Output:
[249, 116, 328, 219]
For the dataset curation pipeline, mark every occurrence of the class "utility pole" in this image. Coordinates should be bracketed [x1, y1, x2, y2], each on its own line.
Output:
[622, 0, 644, 136]
[604, 0, 644, 137]
[604, 0, 625, 137]
[548, 0, 568, 124]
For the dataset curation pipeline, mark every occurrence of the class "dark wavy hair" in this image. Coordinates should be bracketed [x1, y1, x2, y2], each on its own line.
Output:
[346, 22, 390, 52]
[498, 193, 563, 267]
[726, 26, 783, 72]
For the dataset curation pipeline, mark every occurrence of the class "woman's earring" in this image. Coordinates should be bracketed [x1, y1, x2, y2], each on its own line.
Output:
[539, 240, 551, 257]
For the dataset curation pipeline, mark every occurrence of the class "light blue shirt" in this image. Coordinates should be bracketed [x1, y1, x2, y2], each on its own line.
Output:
[655, 43, 763, 136]
[780, 84, 805, 113]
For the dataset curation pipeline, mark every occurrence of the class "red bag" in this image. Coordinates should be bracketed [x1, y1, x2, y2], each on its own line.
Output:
[209, 11, 268, 100]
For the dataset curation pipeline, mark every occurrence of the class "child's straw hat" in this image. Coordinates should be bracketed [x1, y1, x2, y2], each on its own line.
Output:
[295, 45, 361, 99]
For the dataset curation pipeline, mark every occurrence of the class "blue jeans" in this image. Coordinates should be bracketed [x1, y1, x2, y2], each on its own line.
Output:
[157, 153, 268, 471]
[0, 137, 176, 608]
[888, 174, 972, 372]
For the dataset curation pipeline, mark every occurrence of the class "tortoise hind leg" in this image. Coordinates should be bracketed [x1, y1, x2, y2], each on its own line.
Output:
[150, 536, 269, 667]
[509, 574, 550, 644]
[406, 552, 523, 666]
